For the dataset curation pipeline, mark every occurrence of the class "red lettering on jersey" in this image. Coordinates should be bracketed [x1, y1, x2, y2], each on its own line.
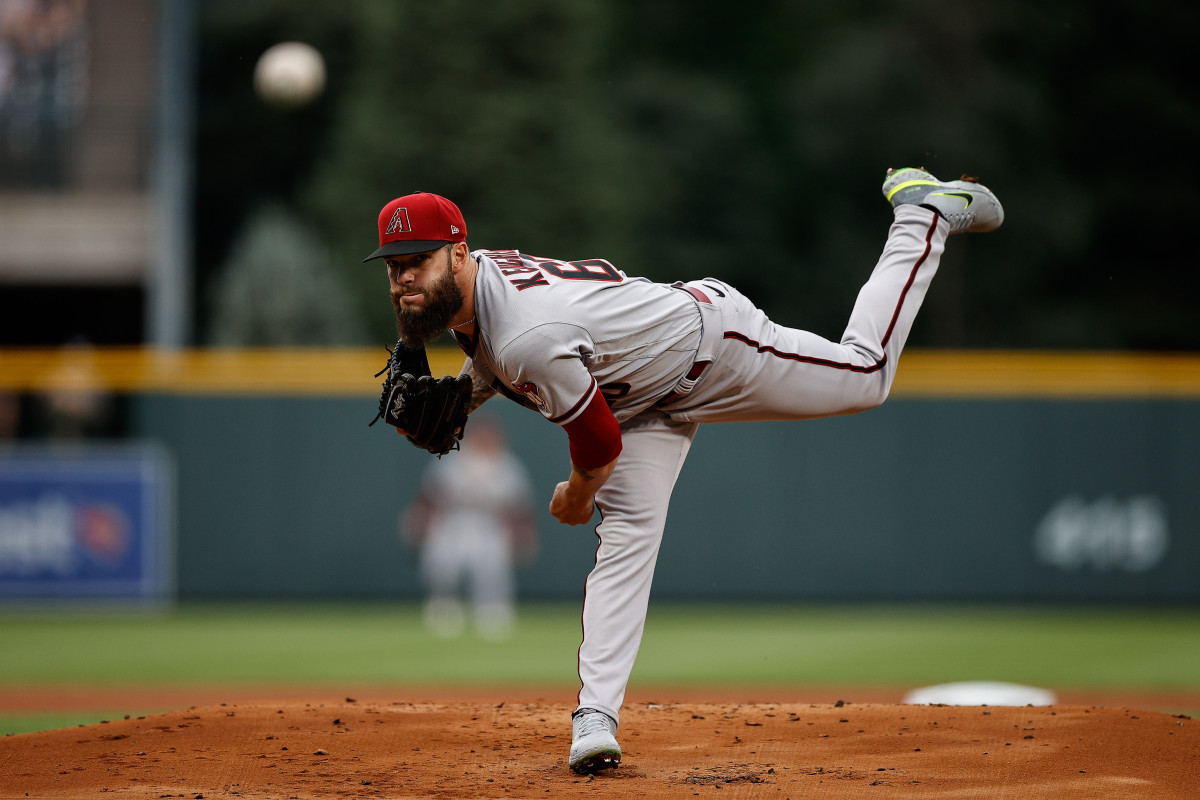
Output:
[486, 250, 621, 291]
[484, 250, 552, 290]
[484, 249, 525, 270]
[511, 273, 550, 290]
[531, 257, 622, 282]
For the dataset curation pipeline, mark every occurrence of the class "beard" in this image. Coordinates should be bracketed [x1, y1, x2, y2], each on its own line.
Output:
[392, 256, 465, 345]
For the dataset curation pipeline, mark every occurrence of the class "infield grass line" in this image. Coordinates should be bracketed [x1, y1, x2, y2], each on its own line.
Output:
[1, 601, 1197, 688]
[2, 601, 1198, 735]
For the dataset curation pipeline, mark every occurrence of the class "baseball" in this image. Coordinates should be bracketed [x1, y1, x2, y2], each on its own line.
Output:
[254, 41, 326, 108]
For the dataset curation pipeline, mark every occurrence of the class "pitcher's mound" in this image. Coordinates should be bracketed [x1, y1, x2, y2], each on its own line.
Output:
[2, 700, 1195, 798]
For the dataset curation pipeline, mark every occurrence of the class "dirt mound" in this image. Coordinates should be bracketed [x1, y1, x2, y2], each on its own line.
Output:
[2, 700, 1196, 798]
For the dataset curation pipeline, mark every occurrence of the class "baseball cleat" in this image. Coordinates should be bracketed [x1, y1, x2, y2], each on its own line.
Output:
[569, 708, 621, 774]
[882, 167, 1004, 234]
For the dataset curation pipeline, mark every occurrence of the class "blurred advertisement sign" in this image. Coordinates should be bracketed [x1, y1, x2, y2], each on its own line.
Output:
[0, 444, 173, 603]
[1033, 495, 1169, 573]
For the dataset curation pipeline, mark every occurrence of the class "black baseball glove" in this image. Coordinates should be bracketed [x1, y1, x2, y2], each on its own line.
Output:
[369, 338, 472, 456]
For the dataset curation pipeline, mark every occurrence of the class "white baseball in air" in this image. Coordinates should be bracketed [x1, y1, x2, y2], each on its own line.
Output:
[254, 41, 326, 108]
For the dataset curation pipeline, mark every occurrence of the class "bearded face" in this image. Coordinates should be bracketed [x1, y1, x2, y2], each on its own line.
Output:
[392, 247, 466, 345]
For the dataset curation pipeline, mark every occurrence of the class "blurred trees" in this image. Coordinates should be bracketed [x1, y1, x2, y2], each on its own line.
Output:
[207, 205, 365, 345]
[195, 0, 1200, 350]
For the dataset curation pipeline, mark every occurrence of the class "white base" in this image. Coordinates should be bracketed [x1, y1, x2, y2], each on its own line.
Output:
[902, 681, 1057, 706]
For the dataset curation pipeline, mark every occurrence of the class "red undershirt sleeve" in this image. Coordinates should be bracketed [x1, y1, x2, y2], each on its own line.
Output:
[561, 391, 622, 469]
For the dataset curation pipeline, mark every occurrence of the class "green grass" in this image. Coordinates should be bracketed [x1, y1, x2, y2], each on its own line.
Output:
[1, 713, 137, 736]
[2, 601, 1198, 736]
[636, 604, 1200, 688]
[0, 602, 584, 685]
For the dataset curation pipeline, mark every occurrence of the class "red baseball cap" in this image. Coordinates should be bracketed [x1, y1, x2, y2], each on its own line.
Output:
[362, 192, 468, 262]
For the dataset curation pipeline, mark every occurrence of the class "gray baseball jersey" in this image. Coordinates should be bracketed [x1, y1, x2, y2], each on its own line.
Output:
[463, 250, 704, 424]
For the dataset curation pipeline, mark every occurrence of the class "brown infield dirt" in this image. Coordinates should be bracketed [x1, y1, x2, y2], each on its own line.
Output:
[1, 687, 1198, 799]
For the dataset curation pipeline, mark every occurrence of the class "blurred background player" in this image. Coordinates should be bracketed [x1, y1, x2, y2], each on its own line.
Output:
[400, 414, 537, 641]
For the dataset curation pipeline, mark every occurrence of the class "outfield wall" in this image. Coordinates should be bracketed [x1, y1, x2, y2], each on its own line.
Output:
[5, 348, 1199, 603]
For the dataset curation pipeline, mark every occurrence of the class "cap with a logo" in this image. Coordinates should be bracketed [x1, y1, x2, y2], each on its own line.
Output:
[362, 192, 467, 262]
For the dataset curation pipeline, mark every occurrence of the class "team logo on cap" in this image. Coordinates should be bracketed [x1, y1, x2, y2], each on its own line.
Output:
[384, 208, 412, 235]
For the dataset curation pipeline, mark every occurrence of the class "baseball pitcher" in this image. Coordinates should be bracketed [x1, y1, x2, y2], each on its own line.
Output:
[363, 169, 1004, 773]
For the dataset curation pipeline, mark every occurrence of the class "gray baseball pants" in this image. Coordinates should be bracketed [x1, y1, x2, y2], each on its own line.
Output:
[577, 205, 949, 722]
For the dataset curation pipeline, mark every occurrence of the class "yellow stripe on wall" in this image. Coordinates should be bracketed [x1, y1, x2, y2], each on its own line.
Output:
[2, 347, 1200, 398]
[892, 350, 1200, 398]
[0, 347, 467, 396]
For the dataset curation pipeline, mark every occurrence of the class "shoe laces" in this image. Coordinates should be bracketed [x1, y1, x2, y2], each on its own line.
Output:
[575, 710, 614, 738]
[943, 209, 977, 235]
